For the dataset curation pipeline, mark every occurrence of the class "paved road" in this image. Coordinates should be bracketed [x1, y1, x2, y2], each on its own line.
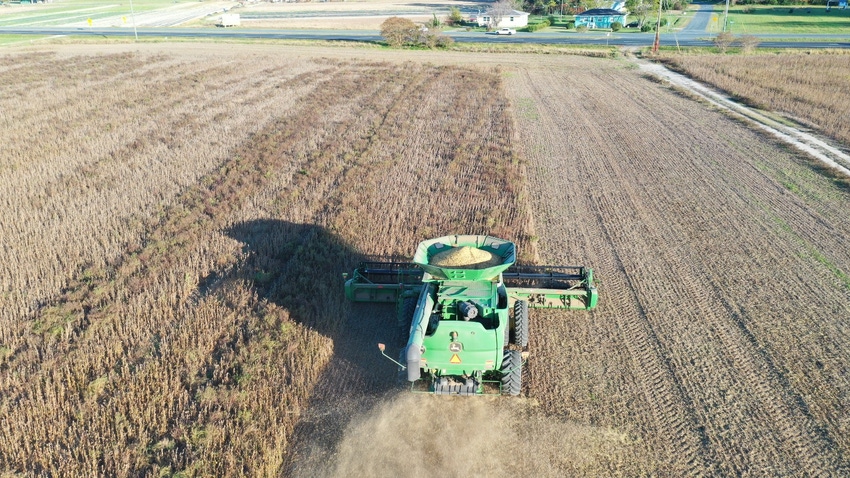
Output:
[239, 7, 480, 20]
[683, 2, 715, 33]
[1, 26, 849, 49]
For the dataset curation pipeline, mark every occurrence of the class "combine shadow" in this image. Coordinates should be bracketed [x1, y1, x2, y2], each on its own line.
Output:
[225, 220, 404, 475]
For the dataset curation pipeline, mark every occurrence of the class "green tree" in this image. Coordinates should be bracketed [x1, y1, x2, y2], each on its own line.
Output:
[380, 17, 419, 47]
[625, 0, 652, 27]
[447, 6, 463, 25]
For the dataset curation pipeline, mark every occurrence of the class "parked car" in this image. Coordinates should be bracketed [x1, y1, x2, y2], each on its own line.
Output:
[496, 27, 516, 35]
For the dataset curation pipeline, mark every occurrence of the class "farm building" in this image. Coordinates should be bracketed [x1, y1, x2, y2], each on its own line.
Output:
[476, 9, 529, 28]
[575, 8, 628, 29]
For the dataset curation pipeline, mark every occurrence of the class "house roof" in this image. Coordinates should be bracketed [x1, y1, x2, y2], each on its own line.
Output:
[577, 8, 624, 16]
[483, 9, 529, 16]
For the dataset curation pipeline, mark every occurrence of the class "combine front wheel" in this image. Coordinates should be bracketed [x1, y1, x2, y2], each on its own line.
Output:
[500, 350, 522, 396]
[513, 300, 529, 348]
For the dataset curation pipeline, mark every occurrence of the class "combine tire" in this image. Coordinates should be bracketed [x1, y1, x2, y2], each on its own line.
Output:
[513, 300, 529, 348]
[500, 349, 522, 396]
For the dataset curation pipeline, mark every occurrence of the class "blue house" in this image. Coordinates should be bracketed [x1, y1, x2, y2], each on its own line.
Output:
[575, 8, 628, 29]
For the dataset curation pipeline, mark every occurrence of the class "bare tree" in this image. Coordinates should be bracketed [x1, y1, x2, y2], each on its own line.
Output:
[488, 0, 515, 29]
[738, 35, 761, 54]
[713, 31, 734, 53]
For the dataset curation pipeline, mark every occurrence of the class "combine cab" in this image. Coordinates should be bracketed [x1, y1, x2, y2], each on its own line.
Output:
[344, 235, 597, 396]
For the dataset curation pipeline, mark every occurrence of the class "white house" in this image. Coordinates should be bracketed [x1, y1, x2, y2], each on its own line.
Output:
[476, 9, 529, 28]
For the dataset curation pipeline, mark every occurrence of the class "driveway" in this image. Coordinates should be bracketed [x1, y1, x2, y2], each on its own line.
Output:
[683, 1, 716, 33]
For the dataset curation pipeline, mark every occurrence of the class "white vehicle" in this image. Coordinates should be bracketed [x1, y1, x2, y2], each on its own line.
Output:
[496, 27, 516, 35]
[218, 13, 240, 27]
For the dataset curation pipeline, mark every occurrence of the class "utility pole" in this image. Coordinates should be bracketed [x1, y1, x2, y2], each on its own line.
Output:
[652, 0, 662, 52]
[129, 0, 138, 41]
[723, 0, 730, 32]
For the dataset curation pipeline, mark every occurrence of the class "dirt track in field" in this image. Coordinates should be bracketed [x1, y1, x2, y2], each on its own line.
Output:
[505, 56, 850, 475]
[638, 60, 850, 176]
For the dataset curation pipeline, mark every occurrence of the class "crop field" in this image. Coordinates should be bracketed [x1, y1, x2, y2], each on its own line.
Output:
[1, 44, 849, 476]
[659, 51, 850, 147]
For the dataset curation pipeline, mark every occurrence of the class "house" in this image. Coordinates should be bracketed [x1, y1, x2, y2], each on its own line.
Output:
[575, 8, 628, 29]
[476, 9, 529, 28]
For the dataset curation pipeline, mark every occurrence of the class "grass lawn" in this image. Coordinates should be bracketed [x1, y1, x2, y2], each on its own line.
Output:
[0, 33, 51, 44]
[0, 0, 197, 27]
[715, 5, 850, 34]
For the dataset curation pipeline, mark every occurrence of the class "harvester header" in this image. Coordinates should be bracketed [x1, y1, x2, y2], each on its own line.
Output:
[344, 235, 598, 396]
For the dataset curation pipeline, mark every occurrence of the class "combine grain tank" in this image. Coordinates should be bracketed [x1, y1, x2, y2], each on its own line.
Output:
[344, 234, 598, 396]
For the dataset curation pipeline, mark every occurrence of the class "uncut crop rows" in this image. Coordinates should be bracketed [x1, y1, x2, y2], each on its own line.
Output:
[659, 52, 850, 147]
[0, 50, 528, 476]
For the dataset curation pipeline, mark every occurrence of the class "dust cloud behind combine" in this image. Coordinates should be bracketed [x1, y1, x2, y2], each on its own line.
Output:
[301, 394, 633, 478]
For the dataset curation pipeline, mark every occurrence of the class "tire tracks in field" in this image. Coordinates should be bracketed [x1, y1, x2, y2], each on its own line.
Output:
[617, 70, 850, 472]
[508, 58, 850, 475]
[644, 144, 850, 473]
[514, 67, 716, 475]
[590, 201, 718, 475]
[577, 132, 718, 476]
[577, 71, 845, 474]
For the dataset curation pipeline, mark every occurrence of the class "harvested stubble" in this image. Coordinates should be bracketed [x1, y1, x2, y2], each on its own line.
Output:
[507, 55, 850, 477]
[430, 245, 502, 269]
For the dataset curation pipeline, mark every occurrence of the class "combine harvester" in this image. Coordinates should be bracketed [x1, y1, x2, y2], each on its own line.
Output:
[344, 235, 598, 396]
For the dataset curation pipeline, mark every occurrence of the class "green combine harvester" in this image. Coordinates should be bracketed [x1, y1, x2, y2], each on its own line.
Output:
[344, 235, 598, 396]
